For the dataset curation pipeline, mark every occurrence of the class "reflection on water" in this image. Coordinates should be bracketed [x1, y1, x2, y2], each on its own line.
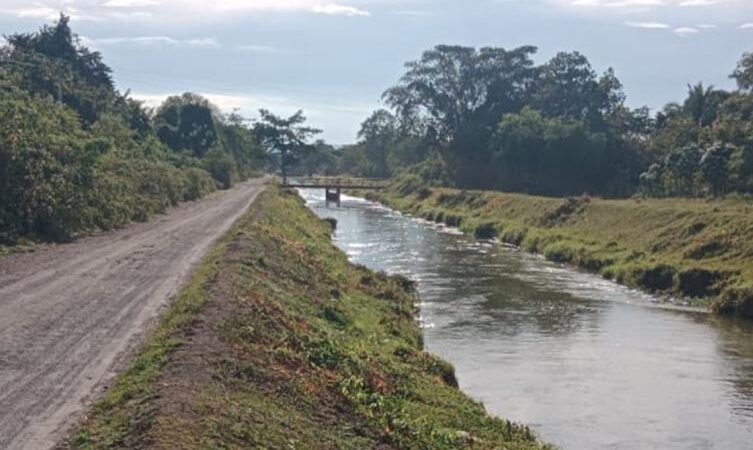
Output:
[300, 190, 753, 450]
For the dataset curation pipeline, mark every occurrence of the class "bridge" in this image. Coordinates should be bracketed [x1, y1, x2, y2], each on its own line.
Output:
[283, 177, 389, 202]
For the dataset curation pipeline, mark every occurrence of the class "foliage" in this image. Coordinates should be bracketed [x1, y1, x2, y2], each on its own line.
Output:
[0, 16, 277, 244]
[732, 52, 753, 92]
[343, 44, 753, 201]
[253, 109, 321, 180]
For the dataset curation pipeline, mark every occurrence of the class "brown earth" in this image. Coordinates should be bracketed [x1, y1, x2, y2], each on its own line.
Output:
[0, 178, 268, 450]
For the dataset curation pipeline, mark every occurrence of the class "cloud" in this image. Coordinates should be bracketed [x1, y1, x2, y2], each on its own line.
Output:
[564, 0, 732, 7]
[0, 1, 375, 23]
[102, 0, 159, 7]
[673, 26, 699, 35]
[740, 23, 753, 29]
[234, 44, 278, 53]
[312, 3, 370, 16]
[93, 36, 220, 48]
[625, 20, 670, 28]
[11, 5, 59, 21]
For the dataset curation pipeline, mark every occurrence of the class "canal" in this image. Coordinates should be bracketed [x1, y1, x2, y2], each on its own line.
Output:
[300, 190, 753, 450]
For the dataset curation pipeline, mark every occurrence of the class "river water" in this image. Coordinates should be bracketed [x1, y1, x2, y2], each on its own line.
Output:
[300, 190, 753, 450]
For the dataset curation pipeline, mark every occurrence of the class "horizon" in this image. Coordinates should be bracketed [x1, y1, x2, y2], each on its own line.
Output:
[1, 0, 752, 143]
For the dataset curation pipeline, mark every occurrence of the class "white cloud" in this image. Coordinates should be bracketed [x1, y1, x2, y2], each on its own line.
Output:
[564, 0, 732, 6]
[553, 0, 744, 12]
[312, 3, 370, 16]
[102, 0, 159, 7]
[93, 36, 220, 47]
[625, 20, 670, 28]
[12, 5, 59, 20]
[0, 0, 375, 23]
[234, 44, 278, 53]
[740, 23, 753, 29]
[673, 26, 699, 35]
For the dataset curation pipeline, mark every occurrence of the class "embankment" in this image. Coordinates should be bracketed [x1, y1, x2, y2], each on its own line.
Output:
[66, 186, 550, 450]
[367, 185, 753, 319]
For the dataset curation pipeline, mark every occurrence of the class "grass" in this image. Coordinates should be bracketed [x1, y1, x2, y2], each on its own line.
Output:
[367, 183, 753, 319]
[66, 185, 550, 450]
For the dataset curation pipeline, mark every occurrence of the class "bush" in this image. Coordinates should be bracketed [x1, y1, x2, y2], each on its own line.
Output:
[634, 264, 676, 292]
[474, 222, 497, 239]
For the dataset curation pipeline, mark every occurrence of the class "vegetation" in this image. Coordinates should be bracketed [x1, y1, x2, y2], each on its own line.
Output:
[369, 183, 753, 318]
[254, 109, 321, 182]
[338, 45, 753, 200]
[0, 16, 328, 245]
[68, 186, 550, 450]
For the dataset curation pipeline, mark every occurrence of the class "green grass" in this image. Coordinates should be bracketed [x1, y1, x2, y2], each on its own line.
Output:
[67, 186, 550, 450]
[368, 184, 753, 319]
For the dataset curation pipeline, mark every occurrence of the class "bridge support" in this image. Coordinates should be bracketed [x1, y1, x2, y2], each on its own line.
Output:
[325, 187, 341, 203]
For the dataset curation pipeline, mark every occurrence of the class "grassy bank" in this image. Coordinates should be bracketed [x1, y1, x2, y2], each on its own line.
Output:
[66, 186, 549, 449]
[367, 183, 753, 319]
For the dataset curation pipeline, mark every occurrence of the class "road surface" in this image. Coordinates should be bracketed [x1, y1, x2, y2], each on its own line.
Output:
[0, 178, 268, 449]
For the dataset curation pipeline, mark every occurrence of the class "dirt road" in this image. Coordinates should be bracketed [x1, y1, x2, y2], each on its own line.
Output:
[0, 178, 268, 449]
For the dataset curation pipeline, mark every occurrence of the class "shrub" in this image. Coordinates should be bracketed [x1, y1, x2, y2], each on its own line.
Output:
[474, 222, 497, 239]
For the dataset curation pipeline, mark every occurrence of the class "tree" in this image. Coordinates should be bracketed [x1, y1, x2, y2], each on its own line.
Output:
[254, 109, 321, 182]
[296, 140, 339, 176]
[490, 107, 609, 195]
[664, 144, 701, 196]
[357, 109, 397, 177]
[382, 44, 537, 148]
[683, 83, 729, 127]
[732, 52, 753, 92]
[154, 93, 219, 158]
[700, 143, 733, 197]
[639, 164, 664, 197]
[3, 14, 115, 124]
[532, 52, 624, 131]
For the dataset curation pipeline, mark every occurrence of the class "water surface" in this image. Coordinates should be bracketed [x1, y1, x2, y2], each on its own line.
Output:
[301, 190, 753, 450]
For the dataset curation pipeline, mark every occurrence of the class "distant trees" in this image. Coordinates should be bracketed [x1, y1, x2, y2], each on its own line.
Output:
[490, 108, 609, 195]
[155, 93, 219, 158]
[342, 43, 753, 200]
[253, 109, 321, 182]
[362, 44, 646, 196]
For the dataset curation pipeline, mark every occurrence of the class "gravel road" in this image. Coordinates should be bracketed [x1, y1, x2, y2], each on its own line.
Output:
[0, 178, 268, 449]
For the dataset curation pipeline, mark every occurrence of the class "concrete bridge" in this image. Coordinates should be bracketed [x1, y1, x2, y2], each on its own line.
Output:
[283, 177, 389, 202]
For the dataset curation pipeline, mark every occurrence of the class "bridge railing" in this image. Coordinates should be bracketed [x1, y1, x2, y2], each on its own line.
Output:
[283, 176, 390, 189]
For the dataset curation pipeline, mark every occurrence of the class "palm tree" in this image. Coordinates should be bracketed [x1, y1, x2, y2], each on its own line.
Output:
[682, 82, 729, 128]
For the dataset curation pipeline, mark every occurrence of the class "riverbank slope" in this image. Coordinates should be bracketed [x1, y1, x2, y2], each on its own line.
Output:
[66, 186, 549, 449]
[367, 183, 753, 319]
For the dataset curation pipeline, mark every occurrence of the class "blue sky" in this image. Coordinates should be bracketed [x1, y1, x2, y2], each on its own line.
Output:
[1, 0, 752, 143]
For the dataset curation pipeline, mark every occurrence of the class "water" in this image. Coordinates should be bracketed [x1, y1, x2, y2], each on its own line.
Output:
[300, 190, 753, 450]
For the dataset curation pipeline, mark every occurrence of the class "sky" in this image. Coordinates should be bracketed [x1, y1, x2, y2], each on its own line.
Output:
[0, 0, 752, 143]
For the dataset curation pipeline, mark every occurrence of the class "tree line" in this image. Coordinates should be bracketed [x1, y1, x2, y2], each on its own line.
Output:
[0, 16, 320, 243]
[331, 45, 753, 199]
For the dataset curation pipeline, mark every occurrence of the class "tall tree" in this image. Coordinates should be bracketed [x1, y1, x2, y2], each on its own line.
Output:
[382, 44, 537, 149]
[683, 83, 729, 127]
[254, 109, 321, 182]
[357, 109, 398, 177]
[732, 52, 753, 92]
[154, 93, 219, 158]
[3, 14, 115, 124]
